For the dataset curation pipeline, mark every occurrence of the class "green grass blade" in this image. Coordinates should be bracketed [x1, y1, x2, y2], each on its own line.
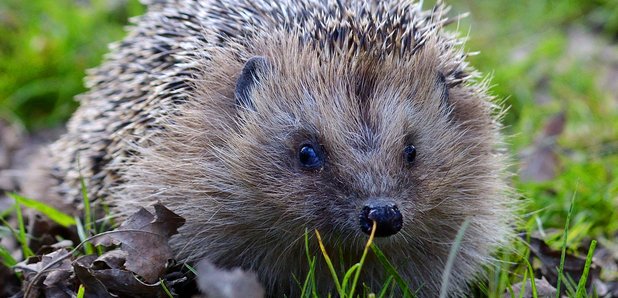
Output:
[79, 175, 93, 232]
[498, 252, 512, 297]
[77, 285, 85, 298]
[341, 263, 360, 293]
[556, 188, 577, 298]
[304, 230, 318, 298]
[184, 263, 198, 275]
[524, 258, 538, 298]
[377, 275, 394, 298]
[77, 161, 95, 255]
[0, 244, 17, 266]
[292, 274, 303, 295]
[301, 256, 317, 298]
[12, 200, 34, 258]
[0, 217, 18, 237]
[439, 218, 471, 298]
[0, 203, 13, 219]
[507, 284, 515, 298]
[305, 228, 311, 262]
[160, 279, 174, 298]
[315, 229, 343, 297]
[370, 244, 413, 297]
[348, 220, 377, 298]
[522, 233, 538, 298]
[562, 272, 578, 297]
[0, 216, 30, 264]
[8, 193, 75, 227]
[74, 216, 91, 255]
[575, 240, 597, 298]
[75, 158, 95, 255]
[518, 269, 528, 298]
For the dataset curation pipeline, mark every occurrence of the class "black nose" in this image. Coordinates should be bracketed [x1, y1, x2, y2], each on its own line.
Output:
[359, 204, 403, 237]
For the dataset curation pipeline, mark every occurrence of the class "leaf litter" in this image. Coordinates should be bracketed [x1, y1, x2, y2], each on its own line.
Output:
[11, 203, 185, 297]
[2, 201, 266, 297]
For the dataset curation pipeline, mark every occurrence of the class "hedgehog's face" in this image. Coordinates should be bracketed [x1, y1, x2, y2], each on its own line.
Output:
[223, 46, 501, 252]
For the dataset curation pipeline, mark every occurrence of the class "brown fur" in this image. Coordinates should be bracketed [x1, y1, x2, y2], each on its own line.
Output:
[29, 0, 516, 296]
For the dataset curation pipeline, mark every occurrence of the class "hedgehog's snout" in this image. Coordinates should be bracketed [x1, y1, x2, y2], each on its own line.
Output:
[359, 203, 403, 237]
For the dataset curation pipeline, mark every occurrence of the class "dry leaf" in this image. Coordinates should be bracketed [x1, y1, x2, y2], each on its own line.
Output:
[93, 249, 127, 270]
[14, 249, 72, 297]
[90, 203, 185, 283]
[543, 112, 566, 138]
[519, 112, 566, 182]
[5, 203, 188, 297]
[73, 253, 170, 298]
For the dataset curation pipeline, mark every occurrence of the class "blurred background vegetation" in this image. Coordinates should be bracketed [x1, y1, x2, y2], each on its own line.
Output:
[0, 0, 144, 129]
[451, 0, 618, 248]
[0, 0, 617, 278]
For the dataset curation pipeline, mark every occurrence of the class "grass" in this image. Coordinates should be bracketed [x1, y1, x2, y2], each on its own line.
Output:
[312, 222, 377, 298]
[524, 258, 539, 298]
[0, 190, 599, 296]
[0, 241, 16, 267]
[370, 245, 415, 297]
[451, 0, 618, 248]
[439, 218, 471, 298]
[79, 172, 95, 255]
[12, 195, 34, 258]
[1, 0, 617, 297]
[575, 240, 597, 298]
[555, 187, 578, 296]
[8, 192, 75, 227]
[0, 0, 144, 130]
[303, 220, 469, 297]
[76, 285, 85, 298]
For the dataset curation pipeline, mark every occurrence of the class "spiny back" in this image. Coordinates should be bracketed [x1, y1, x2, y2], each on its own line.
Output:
[41, 0, 470, 207]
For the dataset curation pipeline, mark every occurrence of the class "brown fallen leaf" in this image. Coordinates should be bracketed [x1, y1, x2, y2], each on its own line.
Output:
[196, 260, 265, 298]
[91, 203, 185, 283]
[519, 145, 559, 182]
[519, 112, 566, 182]
[13, 203, 186, 297]
[93, 249, 127, 270]
[71, 203, 187, 297]
[74, 253, 171, 298]
[542, 112, 566, 138]
[13, 249, 73, 298]
[28, 212, 79, 256]
[73, 255, 113, 297]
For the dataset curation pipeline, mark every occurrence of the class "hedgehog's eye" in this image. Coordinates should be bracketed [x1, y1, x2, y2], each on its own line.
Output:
[404, 145, 416, 164]
[299, 144, 323, 169]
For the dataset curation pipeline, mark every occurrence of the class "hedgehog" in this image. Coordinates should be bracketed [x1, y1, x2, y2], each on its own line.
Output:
[27, 0, 516, 296]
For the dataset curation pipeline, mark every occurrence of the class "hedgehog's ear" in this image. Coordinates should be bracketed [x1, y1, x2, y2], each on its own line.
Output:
[235, 56, 269, 111]
[436, 71, 453, 116]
